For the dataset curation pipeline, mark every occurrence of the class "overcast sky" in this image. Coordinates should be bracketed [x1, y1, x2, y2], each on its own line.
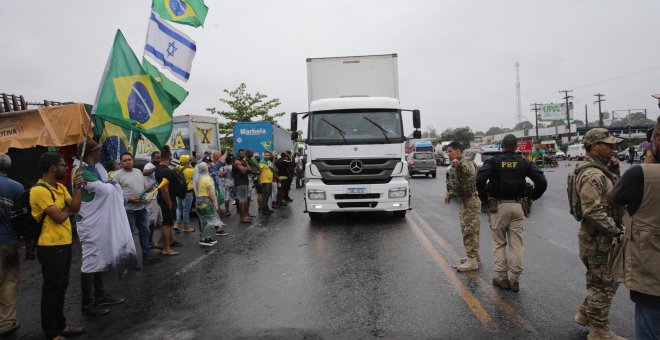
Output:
[2, 0, 659, 136]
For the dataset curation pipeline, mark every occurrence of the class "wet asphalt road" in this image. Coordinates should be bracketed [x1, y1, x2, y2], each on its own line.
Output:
[11, 161, 637, 339]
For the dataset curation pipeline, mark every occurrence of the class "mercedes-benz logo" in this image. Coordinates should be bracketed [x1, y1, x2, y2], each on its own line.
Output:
[349, 160, 363, 174]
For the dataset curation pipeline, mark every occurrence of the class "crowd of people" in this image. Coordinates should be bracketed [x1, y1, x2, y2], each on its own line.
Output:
[0, 140, 306, 339]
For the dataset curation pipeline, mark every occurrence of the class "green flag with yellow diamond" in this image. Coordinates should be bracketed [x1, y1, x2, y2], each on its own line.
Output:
[93, 30, 174, 149]
[151, 0, 208, 27]
[142, 58, 188, 110]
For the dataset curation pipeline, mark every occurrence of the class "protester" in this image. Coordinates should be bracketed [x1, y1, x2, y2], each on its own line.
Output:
[193, 163, 227, 246]
[175, 155, 195, 233]
[258, 151, 276, 215]
[294, 152, 304, 189]
[284, 151, 295, 201]
[31, 152, 85, 339]
[275, 151, 293, 205]
[105, 159, 120, 180]
[76, 139, 132, 316]
[114, 152, 157, 266]
[233, 149, 252, 223]
[143, 151, 162, 248]
[220, 154, 236, 216]
[245, 149, 262, 213]
[0, 154, 23, 336]
[271, 152, 281, 208]
[155, 146, 181, 256]
[607, 116, 660, 339]
[210, 150, 228, 217]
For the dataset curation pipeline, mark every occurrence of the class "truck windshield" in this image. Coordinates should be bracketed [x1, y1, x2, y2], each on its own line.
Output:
[308, 110, 403, 144]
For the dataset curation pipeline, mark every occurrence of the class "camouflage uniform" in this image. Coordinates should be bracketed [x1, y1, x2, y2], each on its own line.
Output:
[447, 157, 481, 259]
[575, 129, 624, 332]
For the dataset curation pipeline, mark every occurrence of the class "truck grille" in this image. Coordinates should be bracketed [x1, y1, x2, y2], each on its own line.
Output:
[334, 193, 381, 200]
[313, 158, 399, 185]
[337, 202, 379, 208]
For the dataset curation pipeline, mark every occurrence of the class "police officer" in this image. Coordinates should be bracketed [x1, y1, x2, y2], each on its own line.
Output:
[573, 128, 625, 340]
[476, 134, 547, 292]
[444, 141, 482, 271]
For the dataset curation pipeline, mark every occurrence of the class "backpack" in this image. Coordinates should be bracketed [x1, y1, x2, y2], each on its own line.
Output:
[158, 165, 187, 199]
[10, 183, 55, 240]
[567, 162, 615, 221]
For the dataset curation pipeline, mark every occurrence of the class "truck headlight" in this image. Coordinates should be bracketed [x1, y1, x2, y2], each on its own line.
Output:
[388, 187, 407, 198]
[307, 189, 326, 200]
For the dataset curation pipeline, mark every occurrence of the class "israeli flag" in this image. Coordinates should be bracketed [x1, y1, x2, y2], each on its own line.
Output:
[145, 11, 196, 82]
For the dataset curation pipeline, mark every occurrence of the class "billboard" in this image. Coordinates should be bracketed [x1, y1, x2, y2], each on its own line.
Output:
[540, 103, 573, 121]
[233, 122, 274, 159]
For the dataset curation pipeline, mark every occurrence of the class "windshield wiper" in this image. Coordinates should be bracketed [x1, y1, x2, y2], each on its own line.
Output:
[362, 117, 390, 143]
[320, 118, 347, 144]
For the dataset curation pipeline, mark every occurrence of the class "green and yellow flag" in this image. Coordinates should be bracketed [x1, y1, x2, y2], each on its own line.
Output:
[151, 0, 208, 27]
[142, 58, 188, 110]
[93, 30, 174, 149]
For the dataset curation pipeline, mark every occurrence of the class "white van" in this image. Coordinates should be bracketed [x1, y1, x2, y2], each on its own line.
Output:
[567, 144, 586, 161]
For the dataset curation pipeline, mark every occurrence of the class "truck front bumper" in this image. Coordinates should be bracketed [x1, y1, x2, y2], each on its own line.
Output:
[304, 178, 410, 213]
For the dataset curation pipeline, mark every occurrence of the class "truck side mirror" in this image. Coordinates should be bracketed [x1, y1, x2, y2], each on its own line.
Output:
[413, 130, 422, 139]
[412, 109, 421, 129]
[290, 112, 298, 132]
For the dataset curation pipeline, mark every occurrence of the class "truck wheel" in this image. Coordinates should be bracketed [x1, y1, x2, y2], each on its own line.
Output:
[309, 212, 323, 221]
[393, 210, 406, 218]
[431, 172, 436, 178]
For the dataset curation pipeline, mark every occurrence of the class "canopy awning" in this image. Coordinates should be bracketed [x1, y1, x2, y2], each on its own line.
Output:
[0, 103, 93, 153]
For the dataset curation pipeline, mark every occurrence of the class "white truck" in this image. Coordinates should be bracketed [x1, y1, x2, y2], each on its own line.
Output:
[291, 54, 421, 220]
[135, 114, 220, 161]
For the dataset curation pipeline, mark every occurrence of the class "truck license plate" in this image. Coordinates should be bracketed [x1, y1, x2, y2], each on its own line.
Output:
[347, 187, 366, 194]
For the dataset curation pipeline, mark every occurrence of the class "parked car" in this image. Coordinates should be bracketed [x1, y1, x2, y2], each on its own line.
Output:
[617, 146, 643, 162]
[463, 149, 504, 169]
[567, 144, 586, 161]
[554, 150, 566, 160]
[408, 152, 437, 178]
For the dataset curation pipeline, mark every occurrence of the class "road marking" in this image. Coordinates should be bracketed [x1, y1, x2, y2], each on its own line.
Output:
[173, 250, 216, 277]
[406, 215, 499, 333]
[410, 210, 538, 336]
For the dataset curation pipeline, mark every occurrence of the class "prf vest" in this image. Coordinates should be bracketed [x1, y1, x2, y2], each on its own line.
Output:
[622, 164, 660, 297]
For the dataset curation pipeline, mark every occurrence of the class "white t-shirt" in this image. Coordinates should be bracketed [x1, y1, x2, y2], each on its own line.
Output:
[143, 162, 157, 201]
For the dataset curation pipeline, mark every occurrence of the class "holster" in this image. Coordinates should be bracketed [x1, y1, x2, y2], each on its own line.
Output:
[487, 197, 498, 214]
[520, 197, 533, 217]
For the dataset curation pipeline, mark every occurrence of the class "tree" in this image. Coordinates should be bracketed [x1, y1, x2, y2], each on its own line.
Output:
[206, 83, 285, 136]
[474, 131, 485, 137]
[486, 127, 502, 135]
[572, 120, 585, 127]
[440, 127, 474, 149]
[514, 121, 534, 130]
[611, 112, 655, 127]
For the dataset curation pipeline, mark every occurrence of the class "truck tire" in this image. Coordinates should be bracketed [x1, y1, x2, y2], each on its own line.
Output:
[431, 172, 436, 178]
[309, 212, 323, 221]
[393, 210, 406, 218]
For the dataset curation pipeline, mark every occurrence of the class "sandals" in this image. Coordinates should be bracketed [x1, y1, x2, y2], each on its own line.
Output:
[170, 241, 182, 247]
[240, 219, 252, 224]
[161, 250, 180, 256]
[183, 227, 195, 233]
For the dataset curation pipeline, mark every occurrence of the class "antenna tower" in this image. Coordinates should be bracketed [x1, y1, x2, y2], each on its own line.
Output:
[515, 62, 523, 124]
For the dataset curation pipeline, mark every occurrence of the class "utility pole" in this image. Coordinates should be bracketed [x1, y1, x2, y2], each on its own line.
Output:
[531, 103, 541, 142]
[594, 93, 606, 127]
[559, 89, 573, 143]
[585, 104, 588, 128]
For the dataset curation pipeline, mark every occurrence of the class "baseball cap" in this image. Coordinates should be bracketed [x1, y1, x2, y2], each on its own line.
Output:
[179, 154, 190, 164]
[583, 128, 623, 146]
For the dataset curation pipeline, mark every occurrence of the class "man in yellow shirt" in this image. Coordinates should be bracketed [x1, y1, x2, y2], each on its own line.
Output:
[175, 155, 195, 232]
[30, 152, 84, 339]
[259, 151, 275, 215]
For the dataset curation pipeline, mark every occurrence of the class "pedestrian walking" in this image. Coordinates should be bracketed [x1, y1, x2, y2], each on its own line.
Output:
[444, 141, 482, 271]
[76, 139, 131, 317]
[143, 151, 162, 249]
[31, 152, 85, 339]
[258, 151, 276, 215]
[476, 134, 547, 291]
[175, 155, 195, 233]
[607, 116, 660, 340]
[628, 146, 636, 165]
[568, 128, 625, 340]
[193, 162, 228, 247]
[0, 154, 24, 336]
[155, 146, 181, 256]
[114, 152, 157, 266]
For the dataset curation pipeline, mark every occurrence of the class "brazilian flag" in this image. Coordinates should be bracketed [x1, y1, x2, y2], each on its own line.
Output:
[94, 30, 174, 149]
[152, 0, 208, 27]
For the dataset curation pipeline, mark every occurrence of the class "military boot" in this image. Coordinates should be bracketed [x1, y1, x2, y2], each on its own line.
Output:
[456, 257, 479, 272]
[574, 310, 589, 327]
[509, 279, 519, 292]
[460, 254, 482, 264]
[492, 276, 510, 290]
[587, 327, 626, 340]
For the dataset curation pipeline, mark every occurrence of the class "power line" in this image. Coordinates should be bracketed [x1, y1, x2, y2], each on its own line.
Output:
[571, 66, 660, 89]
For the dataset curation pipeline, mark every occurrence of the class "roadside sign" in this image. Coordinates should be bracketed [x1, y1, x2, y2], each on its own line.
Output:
[540, 103, 573, 121]
[517, 140, 533, 152]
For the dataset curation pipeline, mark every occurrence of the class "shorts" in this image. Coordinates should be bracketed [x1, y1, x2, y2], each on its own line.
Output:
[253, 180, 262, 193]
[236, 185, 249, 203]
[223, 185, 236, 202]
[147, 200, 163, 227]
[158, 196, 177, 226]
[280, 178, 292, 190]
